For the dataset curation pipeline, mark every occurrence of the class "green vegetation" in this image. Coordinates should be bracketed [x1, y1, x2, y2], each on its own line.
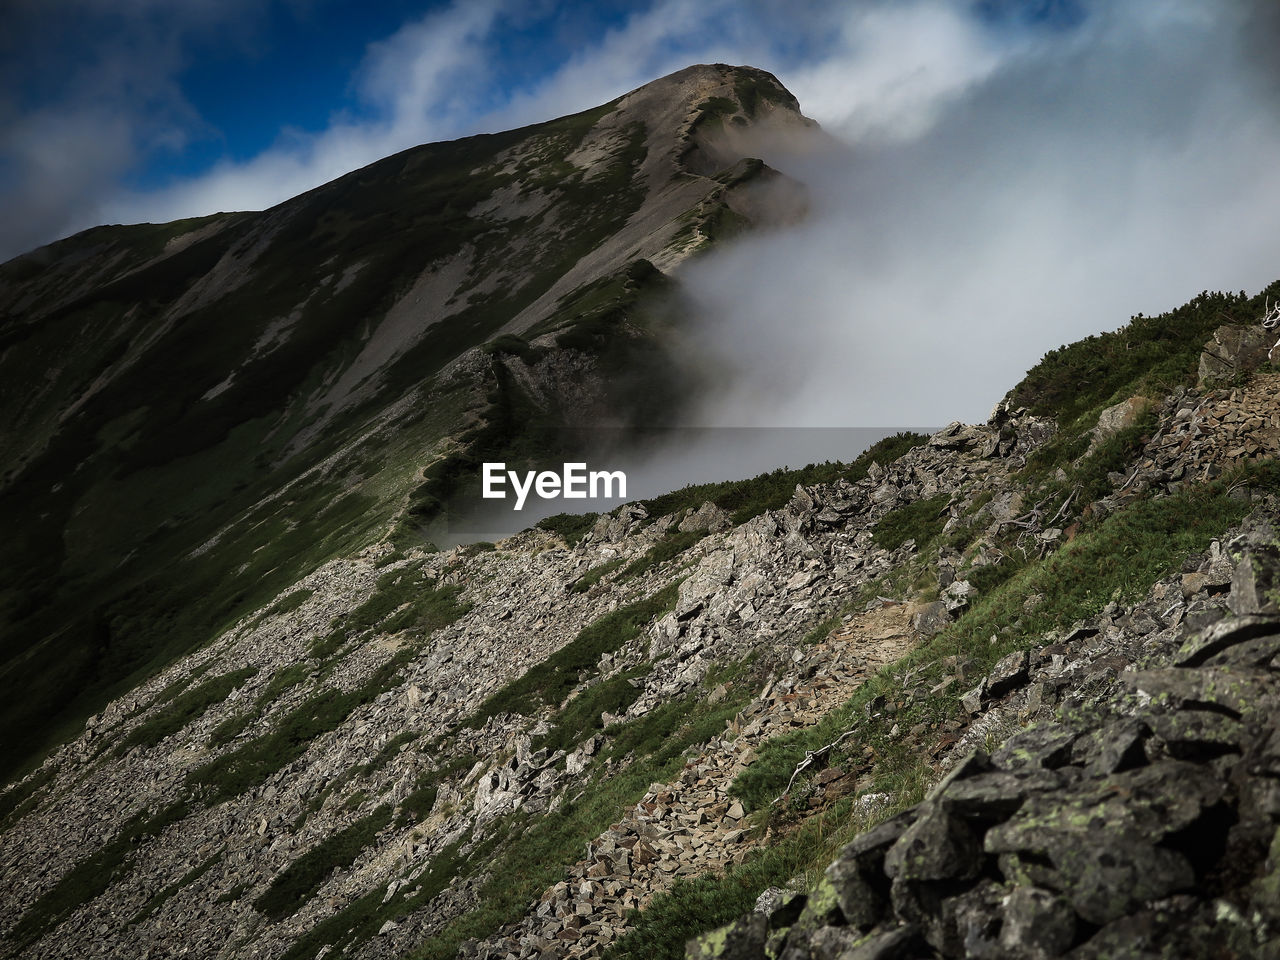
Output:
[571, 556, 626, 593]
[688, 96, 739, 135]
[188, 652, 410, 804]
[0, 80, 680, 786]
[639, 432, 929, 526]
[482, 334, 544, 364]
[1010, 289, 1267, 424]
[278, 836, 470, 960]
[603, 794, 907, 960]
[732, 464, 1277, 814]
[255, 804, 393, 920]
[6, 800, 190, 954]
[268, 588, 315, 618]
[466, 583, 680, 728]
[207, 711, 256, 748]
[871, 495, 950, 552]
[128, 852, 221, 925]
[413, 682, 756, 960]
[312, 565, 469, 662]
[396, 775, 439, 827]
[359, 730, 421, 777]
[538, 512, 599, 547]
[620, 529, 706, 580]
[119, 667, 258, 752]
[0, 764, 56, 829]
[256, 663, 313, 707]
[537, 668, 650, 755]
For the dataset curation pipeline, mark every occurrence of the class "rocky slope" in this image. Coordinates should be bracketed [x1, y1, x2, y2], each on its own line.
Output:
[0, 63, 815, 782]
[3, 290, 1280, 958]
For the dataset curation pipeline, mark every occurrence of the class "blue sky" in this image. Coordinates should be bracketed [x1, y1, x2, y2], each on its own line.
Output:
[0, 0, 1106, 261]
[4, 0, 1280, 426]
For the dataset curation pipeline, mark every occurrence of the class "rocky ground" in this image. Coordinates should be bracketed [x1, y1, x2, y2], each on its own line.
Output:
[2, 323, 1279, 960]
[690, 516, 1280, 959]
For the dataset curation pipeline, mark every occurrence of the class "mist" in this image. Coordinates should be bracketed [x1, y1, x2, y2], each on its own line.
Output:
[679, 1, 1280, 431]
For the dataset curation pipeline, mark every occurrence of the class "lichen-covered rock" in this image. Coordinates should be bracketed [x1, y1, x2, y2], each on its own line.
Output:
[691, 598, 1280, 960]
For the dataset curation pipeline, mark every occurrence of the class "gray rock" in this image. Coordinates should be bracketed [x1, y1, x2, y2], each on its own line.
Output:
[999, 885, 1076, 958]
[1197, 324, 1272, 384]
[992, 724, 1077, 770]
[884, 803, 982, 883]
[984, 649, 1029, 699]
[1228, 545, 1280, 616]
[912, 601, 952, 638]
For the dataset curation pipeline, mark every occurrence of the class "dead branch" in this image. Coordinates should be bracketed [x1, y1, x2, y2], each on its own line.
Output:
[773, 729, 859, 804]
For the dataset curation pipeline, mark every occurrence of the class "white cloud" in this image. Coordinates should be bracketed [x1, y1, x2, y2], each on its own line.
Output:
[97, 1, 506, 224]
[6, 0, 1280, 450]
[786, 2, 1010, 143]
[680, 0, 1280, 429]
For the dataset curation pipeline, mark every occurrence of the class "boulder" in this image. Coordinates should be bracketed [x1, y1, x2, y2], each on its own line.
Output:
[1197, 324, 1272, 384]
[1087, 396, 1151, 454]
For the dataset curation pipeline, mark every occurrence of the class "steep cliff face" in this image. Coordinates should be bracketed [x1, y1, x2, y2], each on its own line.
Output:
[0, 63, 814, 781]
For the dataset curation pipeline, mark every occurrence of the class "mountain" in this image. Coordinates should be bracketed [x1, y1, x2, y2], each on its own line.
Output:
[4, 65, 1280, 960]
[0, 63, 813, 783]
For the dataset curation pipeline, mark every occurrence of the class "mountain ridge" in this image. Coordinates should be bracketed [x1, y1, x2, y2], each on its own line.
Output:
[3, 63, 1280, 960]
[0, 63, 811, 783]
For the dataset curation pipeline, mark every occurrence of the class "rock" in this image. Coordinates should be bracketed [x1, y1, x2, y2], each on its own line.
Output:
[1088, 396, 1152, 454]
[929, 421, 987, 451]
[825, 813, 914, 931]
[984, 649, 1029, 699]
[991, 724, 1076, 770]
[959, 682, 986, 715]
[943, 579, 976, 614]
[686, 911, 762, 957]
[1198, 324, 1272, 384]
[999, 885, 1076, 958]
[912, 600, 952, 638]
[1227, 545, 1280, 616]
[884, 803, 983, 883]
[1174, 613, 1280, 666]
[679, 502, 732, 534]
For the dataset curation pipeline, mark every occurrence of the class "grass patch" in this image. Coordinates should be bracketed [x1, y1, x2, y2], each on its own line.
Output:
[311, 566, 469, 661]
[537, 668, 650, 755]
[571, 556, 626, 593]
[537, 512, 599, 547]
[620, 529, 706, 580]
[0, 764, 55, 829]
[267, 588, 314, 618]
[254, 804, 394, 920]
[466, 583, 679, 728]
[279, 836, 470, 960]
[128, 851, 221, 925]
[871, 495, 950, 552]
[396, 775, 439, 827]
[603, 793, 915, 960]
[411, 685, 755, 960]
[732, 468, 1274, 814]
[188, 652, 410, 804]
[207, 711, 256, 748]
[256, 663, 313, 708]
[119, 667, 257, 752]
[7, 800, 190, 952]
[639, 432, 930, 527]
[359, 730, 421, 777]
[1008, 288, 1267, 424]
